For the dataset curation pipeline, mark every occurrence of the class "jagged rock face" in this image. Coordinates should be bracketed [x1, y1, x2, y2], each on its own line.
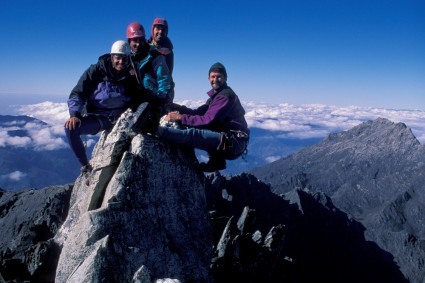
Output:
[54, 104, 212, 283]
[0, 184, 72, 282]
[205, 173, 408, 283]
[251, 118, 425, 214]
[3, 114, 423, 282]
[250, 118, 425, 282]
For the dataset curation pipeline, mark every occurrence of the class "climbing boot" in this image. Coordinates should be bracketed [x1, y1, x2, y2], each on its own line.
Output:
[131, 102, 159, 135]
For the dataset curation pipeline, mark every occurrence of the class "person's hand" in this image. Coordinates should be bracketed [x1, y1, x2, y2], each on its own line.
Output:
[164, 112, 182, 122]
[65, 117, 81, 130]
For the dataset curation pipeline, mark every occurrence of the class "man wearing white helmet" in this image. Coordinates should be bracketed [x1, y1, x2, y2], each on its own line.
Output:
[65, 40, 143, 182]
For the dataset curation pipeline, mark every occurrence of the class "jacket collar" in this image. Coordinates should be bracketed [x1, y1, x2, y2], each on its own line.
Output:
[207, 83, 228, 97]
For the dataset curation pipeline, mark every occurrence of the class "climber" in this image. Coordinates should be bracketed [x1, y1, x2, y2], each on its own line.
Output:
[148, 17, 174, 75]
[126, 21, 174, 118]
[155, 62, 250, 172]
[64, 40, 143, 181]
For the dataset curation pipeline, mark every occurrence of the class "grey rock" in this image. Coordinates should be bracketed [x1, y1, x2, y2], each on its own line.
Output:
[206, 172, 408, 282]
[2, 113, 422, 283]
[0, 184, 72, 282]
[251, 117, 425, 282]
[55, 104, 212, 283]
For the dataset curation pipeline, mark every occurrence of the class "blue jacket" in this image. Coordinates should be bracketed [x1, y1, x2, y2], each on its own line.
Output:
[148, 36, 174, 75]
[131, 45, 174, 103]
[68, 54, 142, 119]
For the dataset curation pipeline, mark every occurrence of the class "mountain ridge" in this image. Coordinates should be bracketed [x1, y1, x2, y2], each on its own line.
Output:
[1, 114, 423, 282]
[250, 117, 425, 282]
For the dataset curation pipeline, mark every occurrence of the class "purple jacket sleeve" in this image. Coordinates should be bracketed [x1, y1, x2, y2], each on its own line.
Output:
[181, 94, 230, 127]
[67, 64, 98, 117]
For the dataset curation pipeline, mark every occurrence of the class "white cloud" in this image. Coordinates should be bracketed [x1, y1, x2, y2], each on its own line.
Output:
[14, 100, 425, 145]
[0, 117, 67, 150]
[0, 171, 27, 181]
[265, 156, 282, 163]
[85, 138, 97, 148]
[241, 102, 425, 144]
[0, 129, 31, 147]
[2, 121, 27, 126]
[25, 124, 67, 150]
[6, 135, 32, 147]
[15, 101, 68, 128]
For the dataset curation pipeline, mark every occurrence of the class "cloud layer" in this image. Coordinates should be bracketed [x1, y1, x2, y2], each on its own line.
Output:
[177, 100, 425, 144]
[3, 100, 424, 152]
[0, 171, 27, 182]
[0, 102, 76, 150]
[243, 102, 425, 143]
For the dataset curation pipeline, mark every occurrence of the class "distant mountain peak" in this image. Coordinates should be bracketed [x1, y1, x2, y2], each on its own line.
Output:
[251, 117, 425, 282]
[324, 117, 420, 150]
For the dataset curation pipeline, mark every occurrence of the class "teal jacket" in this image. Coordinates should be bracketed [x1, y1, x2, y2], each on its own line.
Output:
[131, 46, 173, 103]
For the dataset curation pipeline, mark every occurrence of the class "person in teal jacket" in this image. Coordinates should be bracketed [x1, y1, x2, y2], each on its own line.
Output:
[148, 17, 174, 75]
[126, 22, 173, 108]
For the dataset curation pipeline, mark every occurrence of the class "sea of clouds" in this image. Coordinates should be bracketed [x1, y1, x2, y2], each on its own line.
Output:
[1, 100, 424, 151]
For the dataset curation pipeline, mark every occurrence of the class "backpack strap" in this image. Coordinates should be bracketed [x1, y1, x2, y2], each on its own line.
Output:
[217, 130, 249, 159]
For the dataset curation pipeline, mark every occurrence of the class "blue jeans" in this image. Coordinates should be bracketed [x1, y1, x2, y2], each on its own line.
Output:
[64, 115, 113, 166]
[156, 126, 221, 153]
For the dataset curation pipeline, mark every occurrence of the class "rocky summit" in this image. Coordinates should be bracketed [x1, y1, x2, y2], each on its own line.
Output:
[1, 103, 213, 283]
[0, 113, 424, 282]
[54, 103, 213, 283]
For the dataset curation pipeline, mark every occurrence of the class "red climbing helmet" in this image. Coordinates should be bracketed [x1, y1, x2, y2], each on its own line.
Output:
[152, 18, 168, 36]
[152, 18, 168, 29]
[126, 22, 146, 39]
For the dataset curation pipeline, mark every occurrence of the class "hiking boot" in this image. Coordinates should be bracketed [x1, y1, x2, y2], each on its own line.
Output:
[144, 111, 160, 134]
[198, 155, 226, 172]
[80, 164, 93, 185]
[132, 103, 160, 135]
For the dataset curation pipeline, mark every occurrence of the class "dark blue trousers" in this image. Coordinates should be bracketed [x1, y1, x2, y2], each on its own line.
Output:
[64, 115, 113, 167]
[156, 126, 221, 153]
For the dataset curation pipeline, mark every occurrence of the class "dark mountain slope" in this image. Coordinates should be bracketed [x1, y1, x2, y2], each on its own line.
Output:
[1, 113, 419, 282]
[250, 117, 425, 282]
[0, 115, 91, 191]
[205, 173, 408, 283]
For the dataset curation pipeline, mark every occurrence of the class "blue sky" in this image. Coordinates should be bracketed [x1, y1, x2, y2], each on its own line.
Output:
[0, 0, 424, 110]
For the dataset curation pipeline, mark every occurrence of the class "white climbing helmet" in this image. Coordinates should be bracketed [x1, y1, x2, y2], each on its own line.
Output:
[110, 40, 131, 55]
